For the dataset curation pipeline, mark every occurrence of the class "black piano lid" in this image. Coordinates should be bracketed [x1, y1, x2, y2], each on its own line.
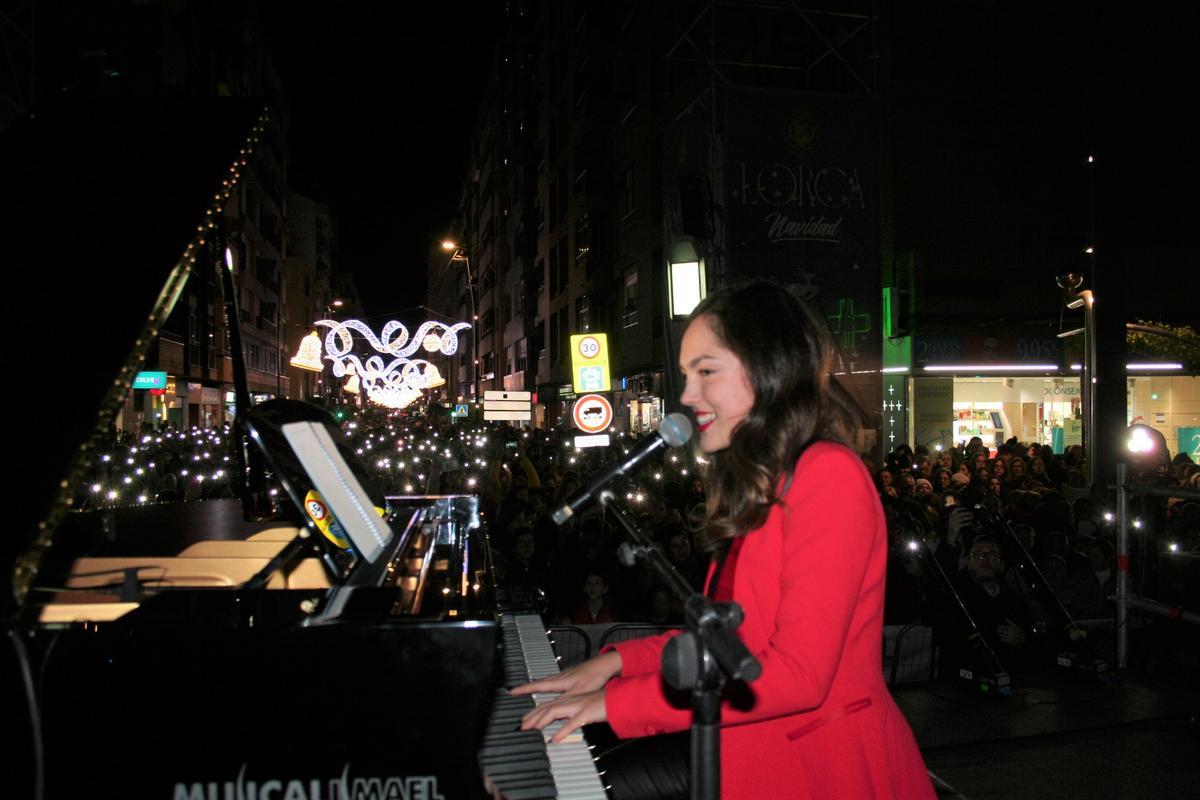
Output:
[2, 98, 263, 610]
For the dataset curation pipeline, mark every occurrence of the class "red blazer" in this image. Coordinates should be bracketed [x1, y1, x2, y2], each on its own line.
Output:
[605, 442, 935, 799]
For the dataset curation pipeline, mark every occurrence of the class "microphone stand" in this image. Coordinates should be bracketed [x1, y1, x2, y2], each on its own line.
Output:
[599, 490, 761, 800]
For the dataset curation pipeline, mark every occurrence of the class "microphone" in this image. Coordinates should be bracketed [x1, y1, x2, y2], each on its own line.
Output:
[550, 413, 693, 527]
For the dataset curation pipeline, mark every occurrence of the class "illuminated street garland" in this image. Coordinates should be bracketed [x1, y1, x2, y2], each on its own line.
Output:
[312, 318, 469, 409]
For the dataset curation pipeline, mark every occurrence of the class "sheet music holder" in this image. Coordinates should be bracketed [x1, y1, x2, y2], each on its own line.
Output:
[243, 400, 400, 587]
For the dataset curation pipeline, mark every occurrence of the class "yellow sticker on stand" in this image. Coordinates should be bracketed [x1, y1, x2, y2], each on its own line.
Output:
[303, 490, 388, 551]
[304, 490, 351, 549]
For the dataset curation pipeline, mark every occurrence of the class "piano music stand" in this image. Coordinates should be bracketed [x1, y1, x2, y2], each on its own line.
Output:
[601, 490, 761, 800]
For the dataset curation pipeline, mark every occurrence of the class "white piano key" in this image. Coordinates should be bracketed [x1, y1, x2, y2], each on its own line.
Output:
[497, 613, 608, 800]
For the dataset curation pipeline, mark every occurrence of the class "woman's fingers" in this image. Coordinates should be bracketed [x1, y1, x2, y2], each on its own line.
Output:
[509, 676, 565, 696]
[519, 690, 607, 742]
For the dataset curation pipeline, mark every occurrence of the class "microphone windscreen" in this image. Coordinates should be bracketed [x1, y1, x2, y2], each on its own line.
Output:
[658, 413, 694, 448]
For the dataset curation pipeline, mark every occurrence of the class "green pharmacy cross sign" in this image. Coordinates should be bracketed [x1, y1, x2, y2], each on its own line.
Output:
[826, 298, 872, 350]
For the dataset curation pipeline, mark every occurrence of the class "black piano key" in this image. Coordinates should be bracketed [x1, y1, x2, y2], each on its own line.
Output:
[479, 741, 547, 760]
[479, 758, 550, 777]
[489, 775, 557, 794]
[491, 786, 557, 800]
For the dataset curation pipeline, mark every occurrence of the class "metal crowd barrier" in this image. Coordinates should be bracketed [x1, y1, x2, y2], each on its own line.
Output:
[1114, 463, 1200, 667]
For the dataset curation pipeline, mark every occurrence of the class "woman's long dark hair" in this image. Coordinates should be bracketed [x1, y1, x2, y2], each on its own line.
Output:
[690, 282, 861, 550]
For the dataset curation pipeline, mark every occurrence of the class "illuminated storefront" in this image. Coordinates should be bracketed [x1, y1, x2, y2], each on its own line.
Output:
[909, 373, 1198, 458]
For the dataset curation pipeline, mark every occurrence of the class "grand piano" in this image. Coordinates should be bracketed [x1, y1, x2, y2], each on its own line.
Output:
[4, 101, 606, 800]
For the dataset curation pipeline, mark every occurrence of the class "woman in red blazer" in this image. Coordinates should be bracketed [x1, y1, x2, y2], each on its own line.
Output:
[515, 282, 934, 799]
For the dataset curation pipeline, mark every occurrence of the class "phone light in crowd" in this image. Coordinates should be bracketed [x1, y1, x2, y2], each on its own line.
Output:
[1104, 511, 1115, 523]
[935, 444, 944, 452]
[1133, 519, 1143, 529]
[1126, 423, 1167, 460]
[1123, 429, 1152, 453]
[907, 540, 920, 552]
[1168, 542, 1180, 553]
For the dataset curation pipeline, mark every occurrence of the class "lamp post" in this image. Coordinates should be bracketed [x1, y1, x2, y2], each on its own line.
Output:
[1057, 273, 1096, 488]
[442, 240, 479, 403]
[321, 299, 344, 404]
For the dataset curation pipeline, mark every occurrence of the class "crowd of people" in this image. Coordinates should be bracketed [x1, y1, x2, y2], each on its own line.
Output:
[876, 435, 1200, 675]
[80, 409, 1198, 676]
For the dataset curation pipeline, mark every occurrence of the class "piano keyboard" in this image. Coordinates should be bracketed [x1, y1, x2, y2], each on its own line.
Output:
[480, 613, 609, 799]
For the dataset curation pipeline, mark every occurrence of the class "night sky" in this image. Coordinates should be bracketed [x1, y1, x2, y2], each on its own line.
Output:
[262, 2, 504, 318]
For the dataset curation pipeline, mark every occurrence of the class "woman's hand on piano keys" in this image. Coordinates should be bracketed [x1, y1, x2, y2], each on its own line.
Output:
[510, 650, 622, 697]
[518, 689, 608, 743]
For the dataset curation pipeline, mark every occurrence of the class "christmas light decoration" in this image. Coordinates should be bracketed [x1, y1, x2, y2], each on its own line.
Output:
[290, 331, 325, 372]
[310, 318, 470, 409]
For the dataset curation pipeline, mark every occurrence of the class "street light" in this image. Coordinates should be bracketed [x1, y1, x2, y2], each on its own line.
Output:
[1056, 272, 1096, 487]
[442, 240, 479, 402]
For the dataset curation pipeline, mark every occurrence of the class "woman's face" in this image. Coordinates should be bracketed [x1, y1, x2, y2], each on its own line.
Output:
[1011, 458, 1025, 476]
[993, 460, 1006, 477]
[989, 477, 1002, 495]
[679, 315, 755, 454]
[937, 470, 952, 489]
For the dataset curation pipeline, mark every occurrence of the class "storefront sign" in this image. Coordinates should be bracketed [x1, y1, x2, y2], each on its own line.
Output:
[1063, 419, 1083, 448]
[913, 378, 954, 450]
[1043, 385, 1081, 396]
[132, 371, 168, 390]
[916, 334, 1062, 366]
[1180, 427, 1200, 460]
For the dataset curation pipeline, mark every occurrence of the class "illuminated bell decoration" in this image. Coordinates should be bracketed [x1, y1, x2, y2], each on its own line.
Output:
[289, 331, 324, 372]
[344, 374, 360, 394]
[423, 364, 446, 389]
